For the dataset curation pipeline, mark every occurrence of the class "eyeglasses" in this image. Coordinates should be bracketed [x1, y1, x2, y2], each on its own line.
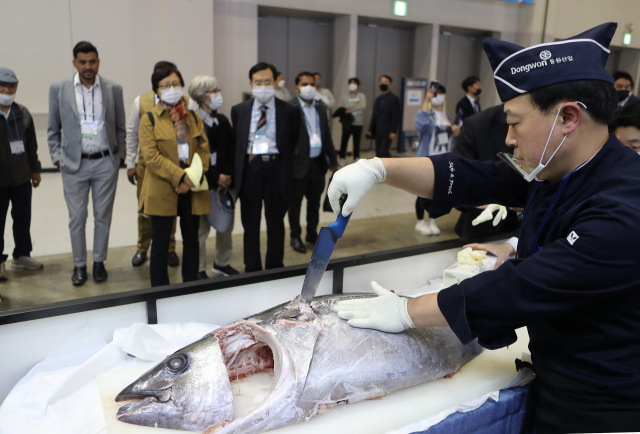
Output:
[158, 82, 182, 90]
[206, 89, 221, 94]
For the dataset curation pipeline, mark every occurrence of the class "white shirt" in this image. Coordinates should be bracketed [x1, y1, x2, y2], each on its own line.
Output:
[125, 93, 160, 169]
[0, 107, 11, 120]
[247, 97, 278, 154]
[299, 97, 322, 158]
[466, 94, 479, 113]
[74, 73, 109, 154]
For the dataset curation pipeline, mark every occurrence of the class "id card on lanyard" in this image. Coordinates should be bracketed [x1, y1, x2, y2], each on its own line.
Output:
[5, 111, 25, 155]
[80, 86, 98, 138]
[304, 107, 322, 150]
[252, 105, 273, 155]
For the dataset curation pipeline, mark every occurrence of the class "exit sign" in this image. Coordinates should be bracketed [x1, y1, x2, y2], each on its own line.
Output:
[624, 32, 632, 45]
[394, 1, 407, 16]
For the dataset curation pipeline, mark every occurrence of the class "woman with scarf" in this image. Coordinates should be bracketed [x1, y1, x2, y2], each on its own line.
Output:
[138, 66, 210, 287]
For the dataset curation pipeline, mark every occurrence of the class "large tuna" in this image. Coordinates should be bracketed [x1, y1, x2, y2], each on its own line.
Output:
[115, 293, 483, 433]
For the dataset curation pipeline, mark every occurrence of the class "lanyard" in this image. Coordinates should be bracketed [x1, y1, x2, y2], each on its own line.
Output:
[81, 85, 95, 121]
[253, 102, 273, 138]
[3, 110, 19, 141]
[302, 103, 320, 136]
[517, 171, 572, 258]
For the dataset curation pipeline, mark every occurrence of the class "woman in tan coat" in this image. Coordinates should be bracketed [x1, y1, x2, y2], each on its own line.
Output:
[139, 66, 210, 287]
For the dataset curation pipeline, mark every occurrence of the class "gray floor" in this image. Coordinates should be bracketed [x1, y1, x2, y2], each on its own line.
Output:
[0, 210, 461, 312]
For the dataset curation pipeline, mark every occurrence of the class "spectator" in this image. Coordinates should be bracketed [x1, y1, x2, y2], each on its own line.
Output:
[0, 67, 43, 282]
[610, 100, 640, 152]
[47, 41, 126, 286]
[455, 76, 482, 122]
[413, 84, 459, 236]
[231, 62, 299, 272]
[366, 75, 400, 158]
[138, 66, 210, 287]
[126, 61, 181, 268]
[339, 77, 367, 162]
[288, 71, 339, 254]
[188, 75, 239, 278]
[612, 71, 640, 109]
[274, 71, 292, 101]
[312, 72, 336, 115]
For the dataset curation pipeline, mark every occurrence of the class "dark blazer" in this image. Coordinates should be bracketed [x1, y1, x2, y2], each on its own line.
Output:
[203, 112, 235, 189]
[620, 94, 640, 108]
[0, 102, 41, 187]
[368, 92, 400, 137]
[290, 97, 338, 179]
[453, 104, 510, 161]
[231, 98, 299, 200]
[455, 95, 480, 122]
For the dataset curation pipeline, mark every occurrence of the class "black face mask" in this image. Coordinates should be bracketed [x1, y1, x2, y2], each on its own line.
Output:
[474, 88, 482, 96]
[380, 83, 389, 92]
[617, 90, 630, 102]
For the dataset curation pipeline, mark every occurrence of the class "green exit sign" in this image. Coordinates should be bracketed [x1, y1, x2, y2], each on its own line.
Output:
[624, 32, 632, 45]
[394, 0, 407, 16]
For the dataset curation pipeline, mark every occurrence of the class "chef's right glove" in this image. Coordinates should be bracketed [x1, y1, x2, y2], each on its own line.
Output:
[328, 158, 387, 217]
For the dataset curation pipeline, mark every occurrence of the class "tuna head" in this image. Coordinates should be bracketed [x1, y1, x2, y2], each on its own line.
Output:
[115, 333, 234, 432]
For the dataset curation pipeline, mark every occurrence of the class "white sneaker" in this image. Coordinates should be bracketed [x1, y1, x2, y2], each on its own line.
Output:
[428, 219, 441, 235]
[414, 220, 432, 236]
[0, 262, 7, 281]
[12, 256, 43, 270]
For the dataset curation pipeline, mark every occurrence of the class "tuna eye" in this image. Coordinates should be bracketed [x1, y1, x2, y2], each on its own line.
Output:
[165, 354, 188, 373]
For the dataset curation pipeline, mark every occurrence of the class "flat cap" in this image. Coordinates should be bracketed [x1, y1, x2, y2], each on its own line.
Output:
[0, 67, 18, 84]
[484, 22, 617, 102]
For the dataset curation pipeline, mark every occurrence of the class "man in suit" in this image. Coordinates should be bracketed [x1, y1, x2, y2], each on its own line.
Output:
[613, 71, 640, 109]
[48, 41, 126, 286]
[231, 62, 299, 272]
[366, 75, 400, 158]
[455, 76, 482, 123]
[452, 104, 520, 238]
[288, 71, 339, 254]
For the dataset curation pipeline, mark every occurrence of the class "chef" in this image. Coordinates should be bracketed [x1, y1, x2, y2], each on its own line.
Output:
[329, 23, 640, 433]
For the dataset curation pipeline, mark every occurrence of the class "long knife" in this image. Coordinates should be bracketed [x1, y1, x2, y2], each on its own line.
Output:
[300, 195, 351, 304]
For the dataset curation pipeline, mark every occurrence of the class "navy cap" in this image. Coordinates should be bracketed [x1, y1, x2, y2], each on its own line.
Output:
[484, 22, 617, 102]
[0, 67, 18, 84]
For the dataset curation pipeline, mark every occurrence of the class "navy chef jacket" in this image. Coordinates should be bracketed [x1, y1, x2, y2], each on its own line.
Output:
[422, 134, 640, 399]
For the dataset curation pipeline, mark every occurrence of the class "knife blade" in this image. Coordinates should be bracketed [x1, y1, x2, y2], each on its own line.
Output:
[300, 195, 351, 304]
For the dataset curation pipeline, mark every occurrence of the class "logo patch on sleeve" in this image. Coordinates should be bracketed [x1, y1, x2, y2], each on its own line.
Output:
[567, 231, 579, 245]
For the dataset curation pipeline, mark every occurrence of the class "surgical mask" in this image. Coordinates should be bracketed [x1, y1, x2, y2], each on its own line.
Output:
[0, 92, 16, 106]
[474, 88, 482, 96]
[380, 83, 389, 92]
[160, 87, 183, 105]
[617, 90, 630, 102]
[299, 85, 316, 101]
[278, 80, 285, 89]
[316, 79, 322, 86]
[498, 101, 587, 183]
[208, 92, 223, 111]
[348, 83, 358, 92]
[252, 85, 275, 103]
[431, 94, 445, 106]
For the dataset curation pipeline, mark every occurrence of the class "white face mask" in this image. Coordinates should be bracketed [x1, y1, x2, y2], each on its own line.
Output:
[431, 94, 445, 107]
[278, 80, 285, 89]
[348, 83, 358, 92]
[0, 92, 16, 106]
[252, 85, 275, 104]
[299, 85, 317, 101]
[208, 92, 223, 111]
[160, 87, 183, 106]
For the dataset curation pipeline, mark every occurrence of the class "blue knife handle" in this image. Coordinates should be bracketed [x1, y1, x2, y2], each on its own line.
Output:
[329, 195, 351, 238]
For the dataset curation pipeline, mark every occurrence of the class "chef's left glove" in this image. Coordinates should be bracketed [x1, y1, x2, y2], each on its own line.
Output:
[472, 204, 507, 226]
[332, 281, 415, 333]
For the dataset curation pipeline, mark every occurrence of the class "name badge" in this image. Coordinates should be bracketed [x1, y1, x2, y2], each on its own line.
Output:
[81, 119, 99, 138]
[252, 136, 269, 155]
[348, 98, 360, 104]
[310, 133, 322, 149]
[210, 152, 217, 166]
[10, 140, 25, 155]
[437, 132, 449, 146]
[178, 143, 190, 161]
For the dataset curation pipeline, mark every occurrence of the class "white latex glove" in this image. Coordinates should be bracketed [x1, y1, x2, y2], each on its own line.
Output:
[328, 158, 387, 216]
[332, 281, 415, 333]
[472, 204, 508, 226]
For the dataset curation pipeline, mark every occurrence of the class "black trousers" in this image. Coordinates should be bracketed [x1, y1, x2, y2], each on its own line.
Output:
[339, 125, 363, 160]
[375, 135, 392, 158]
[0, 181, 33, 263]
[150, 192, 199, 287]
[415, 197, 425, 220]
[288, 157, 325, 240]
[240, 156, 287, 272]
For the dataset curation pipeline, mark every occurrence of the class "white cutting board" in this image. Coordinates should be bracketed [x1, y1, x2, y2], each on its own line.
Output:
[99, 327, 530, 434]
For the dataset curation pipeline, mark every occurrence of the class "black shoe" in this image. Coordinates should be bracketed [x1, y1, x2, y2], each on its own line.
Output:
[93, 262, 108, 283]
[305, 233, 318, 244]
[72, 266, 88, 286]
[290, 237, 307, 253]
[212, 263, 240, 276]
[167, 251, 179, 267]
[197, 271, 209, 280]
[131, 251, 147, 267]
